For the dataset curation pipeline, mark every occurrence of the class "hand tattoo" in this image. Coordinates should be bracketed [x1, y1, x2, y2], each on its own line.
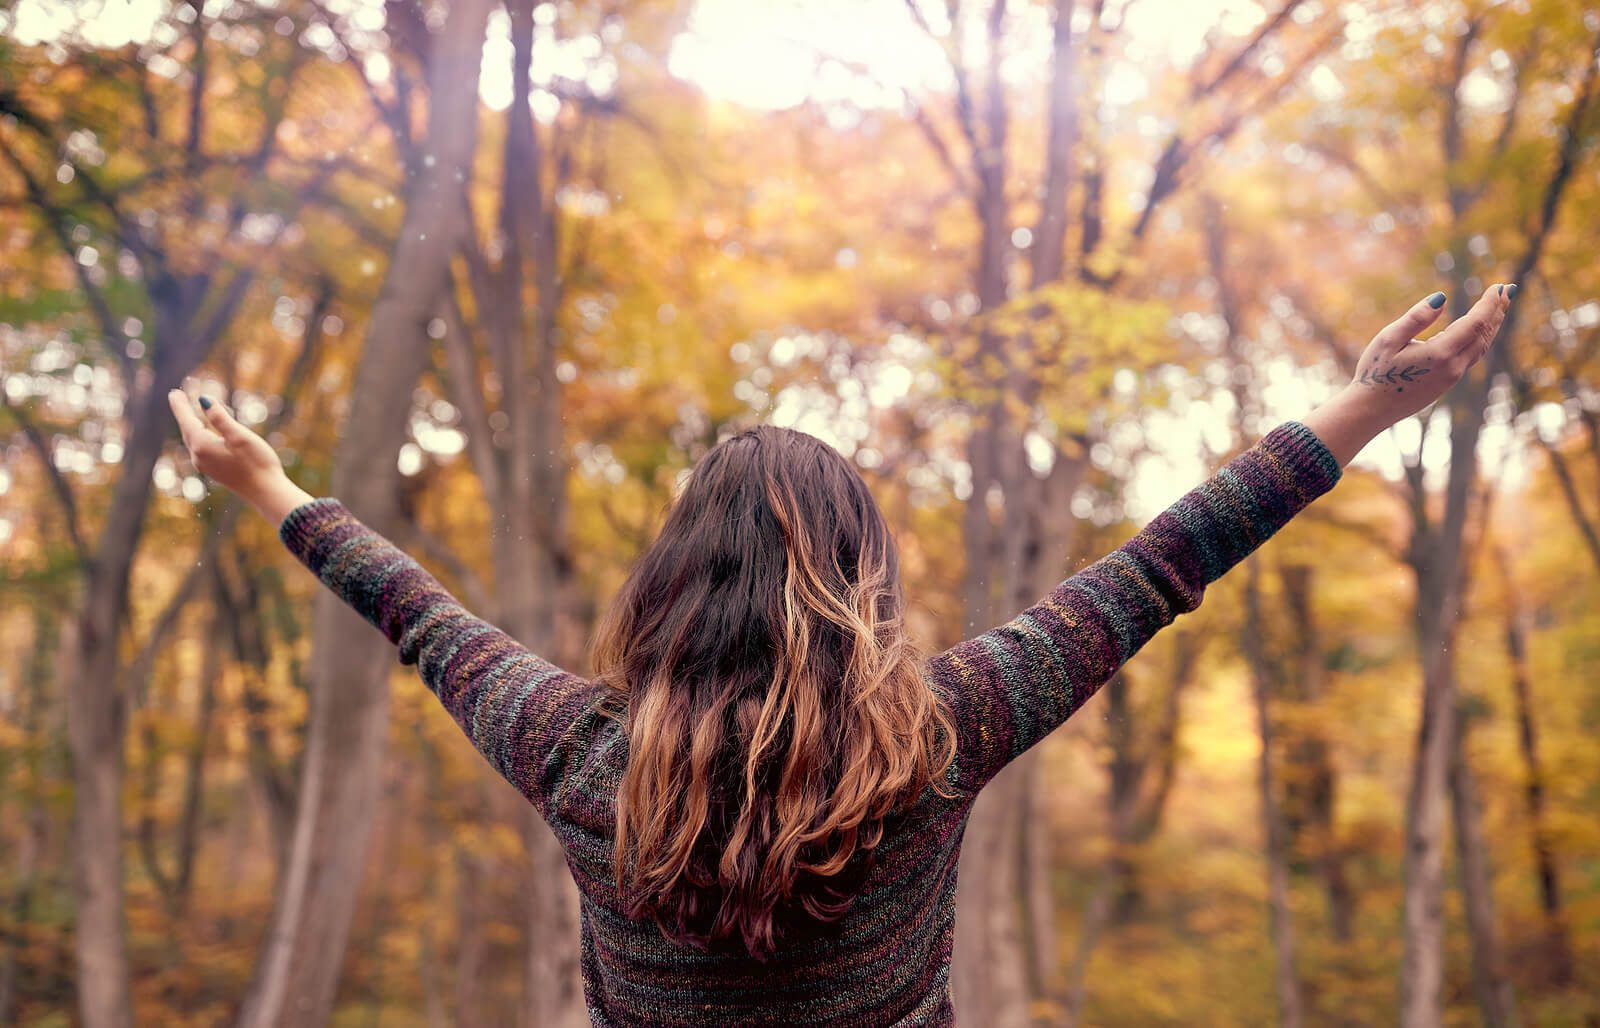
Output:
[1356, 363, 1431, 392]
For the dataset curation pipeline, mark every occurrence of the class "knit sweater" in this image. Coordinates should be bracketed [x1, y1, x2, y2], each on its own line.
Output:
[278, 420, 1342, 1027]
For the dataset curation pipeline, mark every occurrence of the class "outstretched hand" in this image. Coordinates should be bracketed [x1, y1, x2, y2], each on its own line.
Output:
[1347, 282, 1514, 426]
[1299, 282, 1514, 468]
[168, 389, 313, 526]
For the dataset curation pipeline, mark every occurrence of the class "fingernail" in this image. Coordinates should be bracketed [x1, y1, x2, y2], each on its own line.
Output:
[199, 396, 212, 410]
[1506, 283, 1518, 299]
[1427, 291, 1446, 309]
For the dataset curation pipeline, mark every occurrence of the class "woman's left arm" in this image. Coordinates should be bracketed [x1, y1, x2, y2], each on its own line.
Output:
[167, 391, 603, 821]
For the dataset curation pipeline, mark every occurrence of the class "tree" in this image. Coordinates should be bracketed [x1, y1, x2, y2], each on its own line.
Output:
[0, 5, 341, 1021]
[895, 1, 1331, 1020]
[232, 1, 495, 1024]
[1295, 9, 1599, 1023]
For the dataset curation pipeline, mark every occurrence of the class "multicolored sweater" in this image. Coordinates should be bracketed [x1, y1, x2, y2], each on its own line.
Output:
[278, 420, 1342, 1026]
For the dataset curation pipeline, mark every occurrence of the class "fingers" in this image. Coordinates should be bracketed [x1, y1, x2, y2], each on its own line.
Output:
[167, 389, 214, 447]
[1372, 291, 1449, 360]
[201, 395, 253, 444]
[1436, 282, 1514, 369]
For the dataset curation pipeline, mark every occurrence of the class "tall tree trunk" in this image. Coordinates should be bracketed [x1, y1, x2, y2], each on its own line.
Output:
[1031, 0, 1079, 287]
[1494, 544, 1572, 985]
[1448, 692, 1520, 1028]
[63, 379, 173, 1028]
[215, 552, 298, 868]
[950, 1, 1033, 1022]
[1401, 556, 1457, 1028]
[1014, 4, 1084, 989]
[1063, 669, 1137, 1028]
[1060, 634, 1193, 1028]
[135, 590, 222, 928]
[1013, 459, 1084, 1025]
[454, 848, 487, 1027]
[1278, 564, 1353, 941]
[1017, 752, 1058, 1022]
[1402, 26, 1592, 1024]
[1244, 562, 1305, 1028]
[0, 606, 59, 1024]
[232, 2, 493, 1024]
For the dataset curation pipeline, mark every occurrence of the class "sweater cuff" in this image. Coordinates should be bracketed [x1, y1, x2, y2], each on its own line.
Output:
[1263, 420, 1343, 497]
[278, 496, 353, 572]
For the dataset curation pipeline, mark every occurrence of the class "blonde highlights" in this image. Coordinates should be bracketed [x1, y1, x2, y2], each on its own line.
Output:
[591, 427, 957, 958]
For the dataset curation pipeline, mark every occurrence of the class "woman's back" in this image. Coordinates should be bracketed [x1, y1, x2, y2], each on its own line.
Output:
[555, 702, 969, 1026]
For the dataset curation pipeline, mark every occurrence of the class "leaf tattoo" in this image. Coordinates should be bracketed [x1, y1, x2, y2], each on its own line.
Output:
[1356, 363, 1431, 387]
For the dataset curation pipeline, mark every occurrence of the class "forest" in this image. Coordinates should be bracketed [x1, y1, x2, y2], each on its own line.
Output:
[0, 0, 1597, 1025]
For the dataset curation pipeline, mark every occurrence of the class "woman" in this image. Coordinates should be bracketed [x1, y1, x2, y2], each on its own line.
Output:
[169, 284, 1511, 1026]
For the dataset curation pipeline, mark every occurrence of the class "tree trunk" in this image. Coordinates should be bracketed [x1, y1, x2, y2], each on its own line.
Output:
[136, 593, 221, 926]
[454, 848, 487, 1027]
[1278, 564, 1353, 941]
[64, 384, 171, 1028]
[1017, 750, 1059, 1024]
[1401, 293, 1518, 1028]
[1401, 27, 1592, 1021]
[1244, 562, 1304, 1028]
[1494, 544, 1572, 985]
[1012, 452, 1085, 1025]
[1062, 854, 1115, 1028]
[951, 1, 1034, 1018]
[1448, 697, 1520, 1028]
[1400, 475, 1463, 1028]
[1031, 0, 1079, 287]
[232, 2, 493, 1024]
[955, 759, 1032, 1028]
[0, 606, 59, 1024]
[1063, 670, 1135, 1028]
[214, 553, 297, 868]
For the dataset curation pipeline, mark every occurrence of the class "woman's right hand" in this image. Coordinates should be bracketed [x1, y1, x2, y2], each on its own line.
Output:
[168, 389, 314, 527]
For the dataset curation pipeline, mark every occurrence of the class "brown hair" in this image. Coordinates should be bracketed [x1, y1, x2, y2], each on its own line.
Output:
[591, 425, 958, 959]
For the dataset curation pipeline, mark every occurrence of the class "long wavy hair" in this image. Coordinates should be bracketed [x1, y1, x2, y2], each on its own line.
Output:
[591, 425, 958, 959]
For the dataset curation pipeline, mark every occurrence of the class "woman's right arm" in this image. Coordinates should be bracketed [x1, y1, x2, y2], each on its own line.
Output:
[169, 391, 605, 823]
[930, 283, 1514, 794]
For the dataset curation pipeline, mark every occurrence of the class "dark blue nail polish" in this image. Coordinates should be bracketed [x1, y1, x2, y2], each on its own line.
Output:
[199, 396, 212, 410]
[1506, 284, 1518, 299]
[1427, 291, 1446, 309]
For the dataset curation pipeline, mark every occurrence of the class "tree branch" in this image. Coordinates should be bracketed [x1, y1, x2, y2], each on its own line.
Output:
[0, 392, 88, 563]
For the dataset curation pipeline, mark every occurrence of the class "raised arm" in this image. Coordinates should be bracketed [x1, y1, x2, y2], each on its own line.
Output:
[931, 283, 1514, 794]
[167, 392, 604, 822]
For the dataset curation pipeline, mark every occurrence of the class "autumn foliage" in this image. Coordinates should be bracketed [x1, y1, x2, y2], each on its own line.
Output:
[1, 1, 1597, 1026]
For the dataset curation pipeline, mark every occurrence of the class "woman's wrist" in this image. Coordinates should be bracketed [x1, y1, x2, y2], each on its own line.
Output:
[247, 473, 318, 529]
[1298, 388, 1391, 468]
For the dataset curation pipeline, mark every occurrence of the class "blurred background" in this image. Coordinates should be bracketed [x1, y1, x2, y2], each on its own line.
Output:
[1, 0, 1597, 1025]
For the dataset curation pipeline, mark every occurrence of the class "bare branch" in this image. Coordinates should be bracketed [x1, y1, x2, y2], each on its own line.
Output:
[1191, 0, 1308, 99]
[403, 518, 494, 615]
[1535, 434, 1600, 576]
[183, 0, 210, 224]
[0, 392, 88, 563]
[0, 133, 137, 369]
[122, 502, 242, 708]
[905, 0, 989, 188]
[437, 278, 504, 502]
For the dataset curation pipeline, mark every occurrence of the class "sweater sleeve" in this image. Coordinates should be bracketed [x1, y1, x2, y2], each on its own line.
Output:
[278, 499, 605, 821]
[927, 420, 1343, 794]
